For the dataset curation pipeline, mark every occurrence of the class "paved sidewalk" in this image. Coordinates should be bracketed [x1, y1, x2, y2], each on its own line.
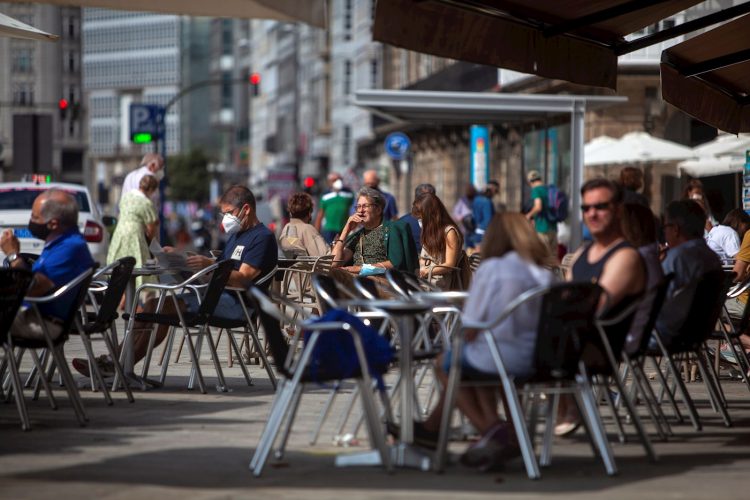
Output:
[2, 336, 750, 499]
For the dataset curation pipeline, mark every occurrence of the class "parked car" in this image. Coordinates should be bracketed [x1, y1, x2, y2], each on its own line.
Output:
[0, 181, 111, 264]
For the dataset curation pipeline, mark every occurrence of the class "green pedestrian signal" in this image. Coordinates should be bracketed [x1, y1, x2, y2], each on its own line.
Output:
[132, 132, 154, 144]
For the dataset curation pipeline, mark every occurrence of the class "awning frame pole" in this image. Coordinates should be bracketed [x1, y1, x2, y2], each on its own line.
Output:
[569, 100, 585, 252]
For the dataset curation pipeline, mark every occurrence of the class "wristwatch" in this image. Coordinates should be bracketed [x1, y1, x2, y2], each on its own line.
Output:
[6, 253, 19, 265]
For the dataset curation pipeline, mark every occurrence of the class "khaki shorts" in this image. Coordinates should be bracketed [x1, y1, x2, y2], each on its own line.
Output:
[10, 307, 63, 342]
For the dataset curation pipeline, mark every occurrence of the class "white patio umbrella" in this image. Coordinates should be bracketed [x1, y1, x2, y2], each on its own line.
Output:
[693, 133, 750, 158]
[584, 135, 617, 159]
[585, 131, 695, 166]
[0, 11, 58, 41]
[678, 155, 745, 178]
[3, 0, 326, 28]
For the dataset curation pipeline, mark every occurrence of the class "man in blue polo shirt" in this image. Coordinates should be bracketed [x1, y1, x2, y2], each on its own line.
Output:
[1, 189, 94, 341]
[74, 185, 278, 377]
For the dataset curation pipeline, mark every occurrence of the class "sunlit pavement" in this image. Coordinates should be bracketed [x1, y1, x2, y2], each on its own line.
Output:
[2, 332, 750, 500]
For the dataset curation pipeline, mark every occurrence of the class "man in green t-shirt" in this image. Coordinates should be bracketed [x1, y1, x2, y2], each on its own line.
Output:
[524, 170, 558, 256]
[314, 173, 355, 244]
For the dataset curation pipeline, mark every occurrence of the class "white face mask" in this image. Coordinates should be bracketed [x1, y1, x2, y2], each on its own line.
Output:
[332, 179, 343, 191]
[154, 169, 165, 181]
[221, 209, 243, 234]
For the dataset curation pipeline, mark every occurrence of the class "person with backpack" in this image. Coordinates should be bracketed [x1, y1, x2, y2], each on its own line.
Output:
[525, 170, 559, 257]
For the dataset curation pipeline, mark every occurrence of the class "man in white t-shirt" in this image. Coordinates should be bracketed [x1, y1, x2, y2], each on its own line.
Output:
[121, 153, 164, 207]
[706, 224, 740, 264]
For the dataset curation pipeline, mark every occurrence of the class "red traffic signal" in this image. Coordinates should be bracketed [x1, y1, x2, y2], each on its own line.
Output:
[303, 176, 315, 189]
[58, 98, 69, 110]
[249, 73, 261, 85]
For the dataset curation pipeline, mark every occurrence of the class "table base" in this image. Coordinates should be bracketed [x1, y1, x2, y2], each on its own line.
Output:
[335, 444, 431, 471]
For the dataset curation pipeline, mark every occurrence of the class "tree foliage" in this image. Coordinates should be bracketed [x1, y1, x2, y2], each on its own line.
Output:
[166, 149, 211, 203]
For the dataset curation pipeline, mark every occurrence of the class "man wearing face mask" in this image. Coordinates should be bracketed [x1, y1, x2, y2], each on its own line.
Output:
[1, 189, 95, 341]
[72, 185, 278, 377]
[121, 153, 164, 207]
[314, 172, 354, 244]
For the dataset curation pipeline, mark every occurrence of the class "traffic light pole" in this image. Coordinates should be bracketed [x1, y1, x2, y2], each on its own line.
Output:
[149, 77, 257, 242]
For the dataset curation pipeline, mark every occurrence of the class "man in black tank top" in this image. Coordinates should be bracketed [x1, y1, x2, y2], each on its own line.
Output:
[556, 178, 646, 437]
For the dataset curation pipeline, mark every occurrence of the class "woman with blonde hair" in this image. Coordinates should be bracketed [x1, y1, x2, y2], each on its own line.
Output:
[405, 213, 556, 470]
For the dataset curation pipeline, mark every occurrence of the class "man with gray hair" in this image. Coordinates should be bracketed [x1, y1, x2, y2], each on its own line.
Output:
[400, 183, 436, 253]
[121, 153, 164, 205]
[1, 189, 94, 341]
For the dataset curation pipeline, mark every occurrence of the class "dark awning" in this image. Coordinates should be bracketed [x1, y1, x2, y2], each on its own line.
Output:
[373, 0, 703, 90]
[661, 14, 750, 133]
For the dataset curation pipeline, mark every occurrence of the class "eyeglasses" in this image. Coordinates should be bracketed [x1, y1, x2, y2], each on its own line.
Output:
[355, 203, 375, 211]
[580, 201, 612, 213]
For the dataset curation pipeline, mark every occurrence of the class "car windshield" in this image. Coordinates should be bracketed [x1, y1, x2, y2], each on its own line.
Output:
[0, 188, 91, 212]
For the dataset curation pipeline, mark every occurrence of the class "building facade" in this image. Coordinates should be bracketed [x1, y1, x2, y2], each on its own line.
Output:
[0, 2, 85, 183]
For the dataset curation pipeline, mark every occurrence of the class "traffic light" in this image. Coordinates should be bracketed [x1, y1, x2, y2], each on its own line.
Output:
[58, 98, 69, 120]
[303, 176, 315, 189]
[249, 72, 261, 97]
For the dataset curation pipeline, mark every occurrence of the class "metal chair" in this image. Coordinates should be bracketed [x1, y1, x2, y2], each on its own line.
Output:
[0, 268, 35, 430]
[70, 257, 136, 404]
[8, 267, 95, 427]
[435, 282, 612, 478]
[247, 286, 392, 477]
[647, 268, 731, 431]
[121, 259, 235, 393]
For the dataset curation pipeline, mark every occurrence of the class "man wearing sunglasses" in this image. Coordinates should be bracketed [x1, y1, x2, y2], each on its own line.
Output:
[556, 178, 646, 436]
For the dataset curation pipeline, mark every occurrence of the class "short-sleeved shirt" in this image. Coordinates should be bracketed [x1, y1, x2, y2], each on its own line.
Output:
[734, 231, 750, 304]
[222, 222, 278, 291]
[345, 224, 388, 266]
[657, 238, 722, 340]
[319, 190, 354, 232]
[530, 185, 554, 234]
[31, 228, 95, 320]
[706, 224, 740, 264]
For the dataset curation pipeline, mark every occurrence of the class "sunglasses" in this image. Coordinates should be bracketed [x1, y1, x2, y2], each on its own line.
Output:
[580, 201, 612, 213]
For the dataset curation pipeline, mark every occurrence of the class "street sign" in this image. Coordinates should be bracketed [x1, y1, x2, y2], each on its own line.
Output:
[129, 103, 165, 143]
[470, 125, 490, 188]
[384, 132, 411, 160]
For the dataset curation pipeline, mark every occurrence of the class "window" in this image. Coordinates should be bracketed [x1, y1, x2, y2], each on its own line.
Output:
[342, 125, 351, 165]
[371, 59, 379, 88]
[12, 83, 34, 105]
[344, 60, 352, 95]
[221, 72, 233, 108]
[68, 51, 77, 73]
[12, 48, 33, 73]
[344, 0, 352, 41]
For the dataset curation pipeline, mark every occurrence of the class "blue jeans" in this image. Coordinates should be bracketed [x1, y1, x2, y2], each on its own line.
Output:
[442, 347, 498, 381]
[180, 291, 246, 321]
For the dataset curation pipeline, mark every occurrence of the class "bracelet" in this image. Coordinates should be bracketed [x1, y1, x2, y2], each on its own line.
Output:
[333, 238, 344, 245]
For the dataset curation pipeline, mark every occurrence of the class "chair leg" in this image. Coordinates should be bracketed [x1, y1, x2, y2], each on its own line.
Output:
[252, 378, 299, 476]
[608, 366, 657, 461]
[694, 353, 732, 427]
[227, 330, 254, 387]
[630, 361, 669, 440]
[502, 380, 541, 480]
[50, 345, 88, 425]
[358, 377, 392, 473]
[539, 389, 559, 467]
[4, 346, 31, 431]
[183, 331, 207, 393]
[102, 333, 134, 403]
[203, 327, 228, 392]
[80, 332, 114, 405]
[661, 352, 701, 431]
[576, 375, 617, 476]
[309, 383, 340, 445]
[597, 379, 626, 444]
[334, 384, 361, 438]
[246, 325, 276, 388]
[650, 356, 684, 424]
[28, 349, 57, 410]
[140, 325, 161, 380]
[158, 327, 178, 385]
[434, 354, 461, 473]
[250, 378, 287, 470]
[274, 384, 304, 460]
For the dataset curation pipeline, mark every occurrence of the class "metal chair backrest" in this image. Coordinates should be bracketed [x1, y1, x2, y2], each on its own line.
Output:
[311, 273, 342, 313]
[194, 259, 235, 323]
[533, 282, 603, 381]
[628, 273, 674, 357]
[354, 276, 379, 299]
[248, 287, 292, 377]
[468, 253, 482, 273]
[92, 257, 136, 326]
[54, 267, 96, 342]
[385, 268, 419, 298]
[0, 269, 34, 345]
[671, 268, 727, 350]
